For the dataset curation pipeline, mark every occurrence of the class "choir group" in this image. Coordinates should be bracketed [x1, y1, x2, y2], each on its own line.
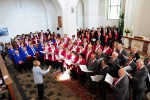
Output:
[5, 26, 150, 100]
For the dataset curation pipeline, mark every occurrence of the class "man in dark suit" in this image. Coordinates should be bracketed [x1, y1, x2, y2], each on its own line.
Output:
[108, 52, 119, 78]
[130, 47, 140, 62]
[87, 53, 100, 74]
[87, 53, 100, 93]
[144, 53, 150, 92]
[98, 59, 109, 100]
[129, 59, 148, 100]
[124, 54, 137, 74]
[116, 44, 128, 66]
[111, 68, 129, 100]
[96, 48, 107, 62]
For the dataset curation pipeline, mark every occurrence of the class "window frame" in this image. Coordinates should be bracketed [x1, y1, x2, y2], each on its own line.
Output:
[107, 0, 122, 20]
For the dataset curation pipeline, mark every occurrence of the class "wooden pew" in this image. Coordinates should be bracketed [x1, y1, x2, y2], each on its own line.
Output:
[0, 56, 16, 100]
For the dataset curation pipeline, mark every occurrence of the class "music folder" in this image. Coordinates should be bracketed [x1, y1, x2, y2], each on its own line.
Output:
[124, 66, 132, 71]
[79, 65, 93, 72]
[91, 75, 104, 82]
[148, 73, 150, 82]
[59, 55, 64, 59]
[104, 73, 114, 85]
[118, 64, 131, 77]
[65, 60, 72, 65]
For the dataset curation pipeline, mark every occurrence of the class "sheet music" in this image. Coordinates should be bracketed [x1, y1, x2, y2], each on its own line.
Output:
[125, 71, 131, 77]
[104, 73, 114, 85]
[123, 55, 129, 60]
[118, 64, 130, 77]
[0, 79, 2, 84]
[91, 75, 104, 82]
[40, 51, 47, 54]
[60, 55, 64, 59]
[98, 58, 105, 62]
[124, 66, 132, 71]
[65, 60, 72, 65]
[79, 65, 93, 72]
[148, 73, 150, 82]
[55, 55, 60, 60]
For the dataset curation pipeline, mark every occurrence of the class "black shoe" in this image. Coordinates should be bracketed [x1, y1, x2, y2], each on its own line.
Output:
[39, 96, 46, 100]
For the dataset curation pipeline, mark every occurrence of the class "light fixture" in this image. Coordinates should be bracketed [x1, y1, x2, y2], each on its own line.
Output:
[71, 6, 74, 13]
[19, 0, 22, 8]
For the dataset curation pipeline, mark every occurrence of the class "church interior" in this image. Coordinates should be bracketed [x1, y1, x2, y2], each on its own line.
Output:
[0, 0, 150, 100]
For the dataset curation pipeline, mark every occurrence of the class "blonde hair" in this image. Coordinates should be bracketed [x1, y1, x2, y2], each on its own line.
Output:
[33, 60, 40, 66]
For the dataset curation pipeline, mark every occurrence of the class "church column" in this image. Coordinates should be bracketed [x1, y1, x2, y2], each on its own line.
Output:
[83, 0, 100, 29]
[58, 0, 78, 38]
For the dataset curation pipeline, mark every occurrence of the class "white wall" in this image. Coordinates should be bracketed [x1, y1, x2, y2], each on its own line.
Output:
[98, 0, 118, 27]
[135, 0, 150, 37]
[0, 0, 58, 43]
[83, 0, 100, 29]
[124, 0, 150, 37]
[76, 0, 84, 29]
[41, 0, 58, 33]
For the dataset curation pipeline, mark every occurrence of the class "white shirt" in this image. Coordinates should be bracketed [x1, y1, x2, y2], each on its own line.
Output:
[45, 47, 49, 59]
[31, 48, 36, 55]
[51, 48, 55, 61]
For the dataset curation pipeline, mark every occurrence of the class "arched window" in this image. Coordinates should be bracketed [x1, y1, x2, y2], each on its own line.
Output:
[107, 0, 121, 19]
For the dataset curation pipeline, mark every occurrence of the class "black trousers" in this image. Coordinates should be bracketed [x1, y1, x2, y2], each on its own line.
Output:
[1, 52, 7, 61]
[70, 70, 78, 79]
[37, 83, 44, 99]
[133, 88, 143, 100]
[44, 60, 51, 67]
[78, 73, 85, 84]
[17, 63, 24, 73]
[57, 62, 64, 72]
[99, 81, 107, 100]
[51, 61, 57, 69]
[146, 77, 150, 92]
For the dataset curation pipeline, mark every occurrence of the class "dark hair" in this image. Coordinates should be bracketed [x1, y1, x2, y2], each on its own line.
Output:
[79, 53, 84, 58]
[80, 44, 84, 48]
[101, 59, 107, 64]
[128, 53, 135, 59]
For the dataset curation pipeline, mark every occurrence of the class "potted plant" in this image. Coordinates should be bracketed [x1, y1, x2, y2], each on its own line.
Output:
[124, 28, 131, 36]
[118, 12, 124, 36]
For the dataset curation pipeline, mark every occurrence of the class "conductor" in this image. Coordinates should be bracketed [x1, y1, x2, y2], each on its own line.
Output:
[32, 60, 51, 99]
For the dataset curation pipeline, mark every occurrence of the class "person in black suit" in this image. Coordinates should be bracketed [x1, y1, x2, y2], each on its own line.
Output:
[111, 68, 129, 100]
[87, 53, 100, 74]
[108, 52, 119, 78]
[96, 48, 107, 62]
[124, 54, 137, 74]
[144, 53, 150, 92]
[129, 59, 148, 100]
[87, 53, 100, 93]
[116, 44, 128, 66]
[130, 47, 140, 62]
[98, 59, 109, 100]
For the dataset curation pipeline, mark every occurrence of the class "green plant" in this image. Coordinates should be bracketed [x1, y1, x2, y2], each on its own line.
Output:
[124, 28, 131, 33]
[118, 12, 124, 35]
